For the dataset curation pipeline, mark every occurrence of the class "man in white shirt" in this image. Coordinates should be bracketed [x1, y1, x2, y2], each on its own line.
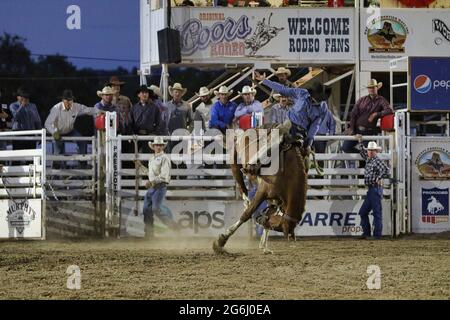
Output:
[141, 136, 177, 238]
[45, 89, 96, 168]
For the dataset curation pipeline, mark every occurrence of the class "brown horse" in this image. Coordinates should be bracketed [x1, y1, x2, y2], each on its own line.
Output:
[213, 126, 309, 254]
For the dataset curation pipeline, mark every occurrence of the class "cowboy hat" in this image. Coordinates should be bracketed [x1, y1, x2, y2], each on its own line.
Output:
[60, 89, 75, 101]
[364, 141, 382, 151]
[136, 85, 158, 99]
[97, 86, 115, 97]
[168, 83, 187, 97]
[108, 76, 125, 86]
[238, 85, 257, 95]
[214, 85, 233, 96]
[15, 87, 30, 99]
[275, 67, 291, 77]
[366, 79, 383, 89]
[196, 86, 211, 97]
[148, 136, 167, 150]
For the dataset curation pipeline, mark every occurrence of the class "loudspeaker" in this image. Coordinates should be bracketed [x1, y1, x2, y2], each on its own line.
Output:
[157, 28, 182, 64]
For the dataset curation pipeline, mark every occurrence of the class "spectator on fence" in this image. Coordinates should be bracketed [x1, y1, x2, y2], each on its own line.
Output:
[270, 93, 291, 124]
[108, 76, 133, 135]
[45, 89, 96, 168]
[0, 89, 12, 151]
[234, 86, 263, 122]
[209, 86, 237, 134]
[269, 67, 293, 103]
[138, 136, 177, 238]
[342, 79, 393, 165]
[9, 87, 42, 151]
[312, 84, 335, 158]
[356, 138, 389, 240]
[194, 87, 213, 133]
[94, 86, 118, 114]
[167, 83, 193, 134]
[129, 85, 161, 153]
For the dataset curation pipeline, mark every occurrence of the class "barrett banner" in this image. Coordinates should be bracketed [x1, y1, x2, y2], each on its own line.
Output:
[170, 7, 355, 64]
[410, 57, 450, 112]
[360, 9, 450, 70]
[0, 199, 43, 239]
[411, 137, 450, 233]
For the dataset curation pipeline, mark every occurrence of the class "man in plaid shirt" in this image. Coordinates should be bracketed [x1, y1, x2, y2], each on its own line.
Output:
[357, 137, 390, 239]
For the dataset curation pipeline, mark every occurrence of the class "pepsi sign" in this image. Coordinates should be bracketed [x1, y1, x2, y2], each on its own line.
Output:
[410, 57, 450, 111]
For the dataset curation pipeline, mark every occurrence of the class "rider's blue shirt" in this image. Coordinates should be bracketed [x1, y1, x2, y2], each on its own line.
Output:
[262, 79, 327, 146]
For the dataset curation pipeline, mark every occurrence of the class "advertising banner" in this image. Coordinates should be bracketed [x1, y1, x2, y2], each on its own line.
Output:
[0, 199, 43, 239]
[360, 9, 450, 70]
[411, 137, 450, 233]
[121, 199, 392, 237]
[410, 57, 450, 111]
[170, 7, 355, 64]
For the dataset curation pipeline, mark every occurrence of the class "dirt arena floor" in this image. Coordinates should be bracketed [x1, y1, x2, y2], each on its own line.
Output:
[1, 234, 449, 300]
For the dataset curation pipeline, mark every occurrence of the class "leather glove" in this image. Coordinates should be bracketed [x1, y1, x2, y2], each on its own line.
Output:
[145, 181, 154, 189]
[53, 131, 61, 141]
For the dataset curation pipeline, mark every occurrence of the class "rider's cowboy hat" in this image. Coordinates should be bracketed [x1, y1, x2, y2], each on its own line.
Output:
[366, 79, 383, 89]
[364, 141, 382, 151]
[97, 86, 115, 97]
[169, 83, 187, 97]
[107, 76, 125, 86]
[275, 67, 291, 77]
[148, 136, 167, 150]
[214, 85, 233, 96]
[196, 86, 211, 97]
[238, 85, 257, 95]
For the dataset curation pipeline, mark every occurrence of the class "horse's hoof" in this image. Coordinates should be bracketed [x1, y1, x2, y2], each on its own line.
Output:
[217, 234, 228, 247]
[263, 248, 273, 255]
[213, 240, 229, 255]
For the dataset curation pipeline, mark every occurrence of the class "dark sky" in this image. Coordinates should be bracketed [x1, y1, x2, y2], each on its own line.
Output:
[0, 0, 140, 70]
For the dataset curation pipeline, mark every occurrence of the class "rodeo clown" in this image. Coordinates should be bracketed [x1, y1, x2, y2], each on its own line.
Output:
[254, 71, 328, 155]
[356, 137, 390, 240]
[138, 136, 178, 238]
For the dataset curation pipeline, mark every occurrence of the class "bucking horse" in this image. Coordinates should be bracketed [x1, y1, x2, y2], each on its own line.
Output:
[213, 121, 318, 254]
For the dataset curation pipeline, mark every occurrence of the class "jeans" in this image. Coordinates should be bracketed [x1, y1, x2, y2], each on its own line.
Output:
[143, 185, 176, 231]
[53, 130, 87, 169]
[359, 186, 383, 237]
[249, 183, 268, 236]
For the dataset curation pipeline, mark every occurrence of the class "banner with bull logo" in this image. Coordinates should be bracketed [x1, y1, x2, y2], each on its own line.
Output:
[0, 199, 43, 239]
[166, 7, 355, 64]
[411, 138, 450, 233]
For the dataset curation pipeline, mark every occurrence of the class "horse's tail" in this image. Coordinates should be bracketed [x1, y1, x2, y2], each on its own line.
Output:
[310, 149, 324, 176]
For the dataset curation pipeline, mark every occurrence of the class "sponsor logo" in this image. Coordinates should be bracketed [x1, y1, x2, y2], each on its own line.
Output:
[6, 202, 37, 234]
[415, 146, 450, 180]
[365, 16, 408, 53]
[421, 188, 449, 224]
[299, 212, 364, 233]
[177, 211, 225, 234]
[432, 19, 450, 45]
[414, 75, 432, 94]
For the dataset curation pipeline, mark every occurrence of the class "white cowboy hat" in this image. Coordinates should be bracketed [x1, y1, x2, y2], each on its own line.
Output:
[214, 85, 233, 96]
[97, 86, 115, 97]
[148, 85, 162, 98]
[148, 136, 167, 150]
[196, 86, 211, 97]
[366, 79, 383, 89]
[238, 85, 257, 95]
[168, 83, 187, 97]
[275, 67, 291, 77]
[364, 141, 382, 151]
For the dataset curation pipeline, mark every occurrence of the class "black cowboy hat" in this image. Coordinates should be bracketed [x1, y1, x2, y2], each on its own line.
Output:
[307, 82, 332, 102]
[136, 85, 158, 99]
[14, 87, 31, 99]
[59, 89, 75, 101]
